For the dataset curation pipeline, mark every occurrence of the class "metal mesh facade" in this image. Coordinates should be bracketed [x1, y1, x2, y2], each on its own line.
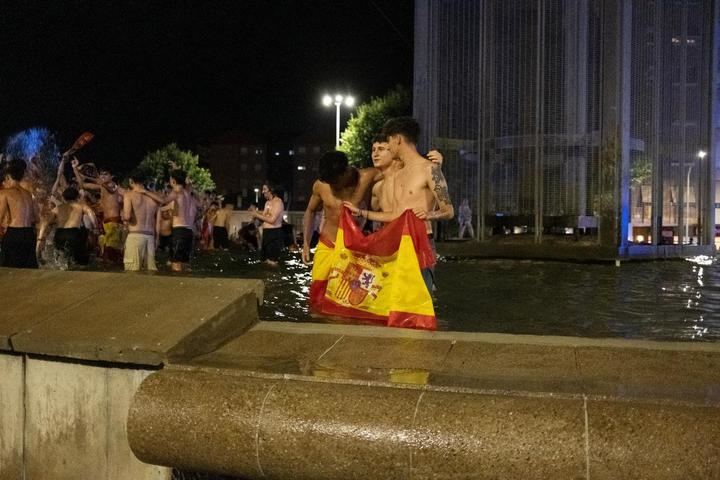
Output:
[414, 0, 718, 253]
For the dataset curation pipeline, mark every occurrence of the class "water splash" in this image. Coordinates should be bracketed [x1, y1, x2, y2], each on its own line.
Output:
[3, 127, 61, 196]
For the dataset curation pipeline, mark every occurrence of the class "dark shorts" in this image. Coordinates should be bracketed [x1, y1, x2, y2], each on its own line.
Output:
[213, 226, 229, 249]
[158, 234, 172, 252]
[1, 227, 38, 269]
[171, 227, 194, 263]
[54, 227, 89, 265]
[261, 227, 284, 262]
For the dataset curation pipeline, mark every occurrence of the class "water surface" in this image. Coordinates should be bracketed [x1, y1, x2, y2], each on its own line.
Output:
[190, 251, 719, 342]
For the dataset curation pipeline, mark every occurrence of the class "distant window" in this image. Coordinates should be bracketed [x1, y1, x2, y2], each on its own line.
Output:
[289, 150, 294, 156]
[297, 165, 306, 171]
[254, 164, 262, 172]
[241, 147, 248, 155]
[240, 163, 247, 172]
[298, 146, 306, 154]
[275, 151, 280, 156]
[313, 146, 321, 154]
[255, 149, 263, 155]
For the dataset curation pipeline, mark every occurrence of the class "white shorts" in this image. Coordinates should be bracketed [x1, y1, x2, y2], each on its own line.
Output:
[123, 233, 157, 271]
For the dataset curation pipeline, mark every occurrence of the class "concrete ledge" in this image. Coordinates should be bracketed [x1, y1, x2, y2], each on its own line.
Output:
[0, 268, 263, 365]
[128, 322, 720, 478]
[128, 367, 720, 479]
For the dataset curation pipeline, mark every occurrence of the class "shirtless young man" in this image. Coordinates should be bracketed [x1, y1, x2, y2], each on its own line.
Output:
[250, 183, 284, 266]
[38, 186, 98, 265]
[71, 159, 124, 263]
[0, 159, 38, 268]
[212, 200, 234, 250]
[301, 151, 380, 265]
[346, 117, 454, 292]
[122, 171, 160, 271]
[164, 170, 198, 272]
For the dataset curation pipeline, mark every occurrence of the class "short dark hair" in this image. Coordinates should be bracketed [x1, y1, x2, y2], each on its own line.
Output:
[318, 151, 349, 184]
[4, 158, 26, 181]
[170, 169, 187, 186]
[371, 132, 388, 144]
[62, 186, 80, 201]
[127, 169, 146, 186]
[381, 116, 420, 144]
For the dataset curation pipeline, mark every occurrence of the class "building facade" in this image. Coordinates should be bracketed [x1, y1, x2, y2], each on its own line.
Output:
[414, 0, 720, 257]
[197, 130, 267, 207]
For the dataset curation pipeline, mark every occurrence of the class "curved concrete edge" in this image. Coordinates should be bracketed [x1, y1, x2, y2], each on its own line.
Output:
[127, 368, 720, 479]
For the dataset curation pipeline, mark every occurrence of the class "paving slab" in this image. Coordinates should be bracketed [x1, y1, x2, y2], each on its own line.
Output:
[3, 269, 263, 365]
[0, 268, 114, 350]
[187, 328, 342, 374]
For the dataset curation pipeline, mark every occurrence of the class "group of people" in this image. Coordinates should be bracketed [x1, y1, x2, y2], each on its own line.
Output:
[301, 116, 453, 294]
[2, 115, 455, 308]
[0, 155, 203, 272]
[0, 147, 297, 272]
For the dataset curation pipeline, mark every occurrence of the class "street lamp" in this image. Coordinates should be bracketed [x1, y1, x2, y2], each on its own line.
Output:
[322, 93, 355, 148]
[685, 150, 707, 244]
[254, 187, 260, 204]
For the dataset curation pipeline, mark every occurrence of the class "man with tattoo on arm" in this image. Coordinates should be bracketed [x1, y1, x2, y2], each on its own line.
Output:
[345, 117, 454, 293]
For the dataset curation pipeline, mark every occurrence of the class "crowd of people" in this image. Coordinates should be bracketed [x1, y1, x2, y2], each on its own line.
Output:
[1, 115, 460, 300]
[0, 152, 296, 272]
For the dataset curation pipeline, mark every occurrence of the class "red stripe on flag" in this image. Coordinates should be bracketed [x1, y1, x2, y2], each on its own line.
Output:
[340, 208, 435, 270]
[388, 311, 437, 331]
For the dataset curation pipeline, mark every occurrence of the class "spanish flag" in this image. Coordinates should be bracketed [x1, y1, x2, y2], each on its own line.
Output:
[309, 207, 436, 330]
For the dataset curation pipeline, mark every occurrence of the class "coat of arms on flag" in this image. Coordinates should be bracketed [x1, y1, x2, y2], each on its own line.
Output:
[309, 207, 436, 330]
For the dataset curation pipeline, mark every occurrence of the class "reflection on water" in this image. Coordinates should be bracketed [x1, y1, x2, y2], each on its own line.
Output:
[188, 250, 720, 342]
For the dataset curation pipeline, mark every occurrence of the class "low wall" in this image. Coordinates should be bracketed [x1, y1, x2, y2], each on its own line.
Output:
[127, 322, 720, 480]
[0, 268, 263, 480]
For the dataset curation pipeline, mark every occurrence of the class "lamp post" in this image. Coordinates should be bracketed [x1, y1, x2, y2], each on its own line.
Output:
[322, 93, 355, 148]
[254, 187, 260, 204]
[685, 149, 707, 244]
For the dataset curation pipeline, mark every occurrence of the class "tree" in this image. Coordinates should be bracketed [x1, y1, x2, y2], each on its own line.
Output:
[338, 85, 411, 166]
[137, 143, 215, 192]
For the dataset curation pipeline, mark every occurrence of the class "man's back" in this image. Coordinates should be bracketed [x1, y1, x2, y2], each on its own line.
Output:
[127, 191, 158, 233]
[55, 202, 85, 228]
[173, 189, 197, 229]
[0, 186, 35, 227]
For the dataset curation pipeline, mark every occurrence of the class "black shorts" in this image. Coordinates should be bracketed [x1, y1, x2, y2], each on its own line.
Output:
[1, 227, 38, 269]
[157, 234, 172, 252]
[261, 227, 284, 262]
[213, 226, 229, 249]
[54, 227, 89, 265]
[171, 227, 194, 263]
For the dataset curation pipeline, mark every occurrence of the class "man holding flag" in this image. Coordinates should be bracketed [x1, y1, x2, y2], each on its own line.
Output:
[305, 117, 451, 330]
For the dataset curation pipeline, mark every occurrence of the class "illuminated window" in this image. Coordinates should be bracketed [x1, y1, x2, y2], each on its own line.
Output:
[297, 165, 306, 171]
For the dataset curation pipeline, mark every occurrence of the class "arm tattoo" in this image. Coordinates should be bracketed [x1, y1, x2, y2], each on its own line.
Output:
[430, 164, 451, 206]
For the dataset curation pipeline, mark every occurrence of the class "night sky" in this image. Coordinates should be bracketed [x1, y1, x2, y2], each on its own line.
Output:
[0, 0, 414, 171]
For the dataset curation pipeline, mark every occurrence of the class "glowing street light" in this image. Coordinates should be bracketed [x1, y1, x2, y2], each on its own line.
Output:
[254, 187, 260, 203]
[322, 93, 355, 148]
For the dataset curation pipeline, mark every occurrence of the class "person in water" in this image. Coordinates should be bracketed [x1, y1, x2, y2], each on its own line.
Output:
[38, 186, 98, 266]
[250, 182, 284, 266]
[122, 170, 160, 272]
[0, 158, 39, 268]
[344, 117, 453, 293]
[71, 159, 124, 264]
